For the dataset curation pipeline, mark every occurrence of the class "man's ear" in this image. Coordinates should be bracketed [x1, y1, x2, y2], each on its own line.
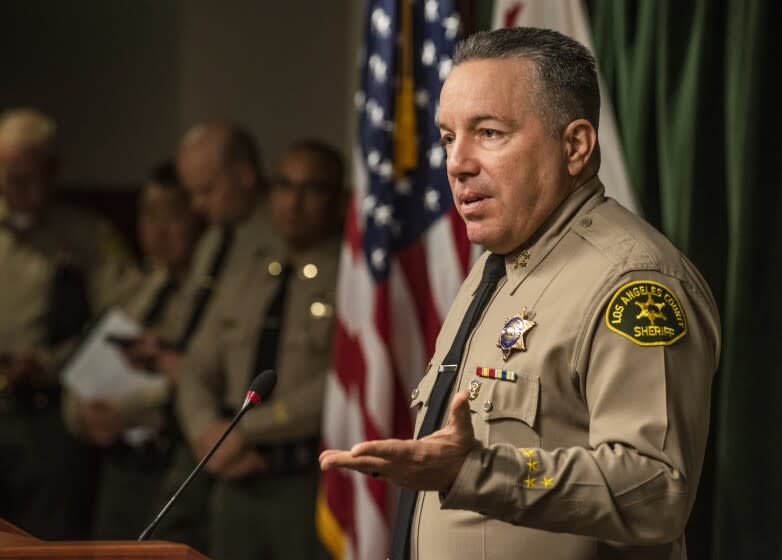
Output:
[562, 119, 597, 177]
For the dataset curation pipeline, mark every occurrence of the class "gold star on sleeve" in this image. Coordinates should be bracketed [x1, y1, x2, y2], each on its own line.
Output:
[524, 476, 536, 488]
[542, 476, 555, 488]
[519, 448, 536, 458]
[526, 460, 538, 472]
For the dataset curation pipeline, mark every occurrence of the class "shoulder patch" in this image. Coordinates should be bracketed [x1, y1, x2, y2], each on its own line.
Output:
[605, 280, 687, 346]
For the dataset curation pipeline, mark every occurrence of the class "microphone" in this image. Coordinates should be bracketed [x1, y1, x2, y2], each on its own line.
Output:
[138, 369, 277, 541]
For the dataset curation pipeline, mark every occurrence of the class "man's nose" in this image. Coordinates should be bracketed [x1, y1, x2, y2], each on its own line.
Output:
[446, 139, 480, 179]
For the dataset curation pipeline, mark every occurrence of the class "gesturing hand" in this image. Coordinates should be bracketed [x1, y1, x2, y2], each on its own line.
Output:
[320, 390, 476, 492]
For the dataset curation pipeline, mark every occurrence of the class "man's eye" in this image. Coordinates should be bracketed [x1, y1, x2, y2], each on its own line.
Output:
[439, 135, 454, 147]
[482, 129, 500, 139]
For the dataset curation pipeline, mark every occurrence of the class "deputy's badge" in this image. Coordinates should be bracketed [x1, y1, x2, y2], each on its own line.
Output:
[605, 280, 687, 346]
[497, 308, 536, 360]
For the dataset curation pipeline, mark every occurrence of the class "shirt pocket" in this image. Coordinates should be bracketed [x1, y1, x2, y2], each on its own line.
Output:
[285, 294, 336, 355]
[469, 373, 540, 448]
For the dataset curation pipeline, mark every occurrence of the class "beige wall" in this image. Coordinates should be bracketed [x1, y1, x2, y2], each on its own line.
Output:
[0, 0, 361, 186]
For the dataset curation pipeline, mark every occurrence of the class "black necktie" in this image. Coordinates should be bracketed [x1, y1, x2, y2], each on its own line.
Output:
[176, 226, 234, 350]
[45, 263, 91, 346]
[389, 252, 507, 560]
[249, 263, 293, 382]
[141, 277, 179, 328]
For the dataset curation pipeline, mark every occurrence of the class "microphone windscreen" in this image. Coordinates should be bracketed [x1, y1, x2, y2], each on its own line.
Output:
[248, 369, 277, 400]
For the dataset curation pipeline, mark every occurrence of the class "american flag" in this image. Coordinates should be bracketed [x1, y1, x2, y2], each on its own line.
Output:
[316, 1, 470, 558]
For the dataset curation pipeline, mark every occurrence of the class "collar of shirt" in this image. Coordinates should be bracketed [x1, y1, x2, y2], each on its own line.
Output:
[263, 233, 342, 280]
[233, 196, 284, 259]
[504, 176, 606, 290]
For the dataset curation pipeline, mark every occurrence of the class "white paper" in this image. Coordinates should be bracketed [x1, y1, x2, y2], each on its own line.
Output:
[61, 308, 168, 400]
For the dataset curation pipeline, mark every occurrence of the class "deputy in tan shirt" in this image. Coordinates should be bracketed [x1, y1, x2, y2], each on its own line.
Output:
[320, 27, 720, 560]
[0, 109, 135, 539]
[175, 139, 345, 560]
[64, 161, 203, 539]
[145, 121, 282, 551]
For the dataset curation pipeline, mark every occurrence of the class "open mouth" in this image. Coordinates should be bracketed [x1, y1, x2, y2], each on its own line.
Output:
[461, 193, 489, 210]
[462, 192, 488, 207]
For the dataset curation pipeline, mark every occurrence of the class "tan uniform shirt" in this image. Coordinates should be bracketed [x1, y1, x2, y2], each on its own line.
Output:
[410, 178, 720, 560]
[0, 199, 134, 368]
[177, 234, 340, 448]
[65, 197, 278, 436]
[122, 266, 187, 341]
[64, 266, 193, 436]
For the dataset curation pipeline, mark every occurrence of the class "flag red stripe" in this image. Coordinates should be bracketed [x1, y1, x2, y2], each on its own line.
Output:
[323, 468, 355, 533]
[330, 318, 383, 444]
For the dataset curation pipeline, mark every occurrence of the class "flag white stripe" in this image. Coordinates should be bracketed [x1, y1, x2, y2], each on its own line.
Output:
[336, 241, 395, 437]
[353, 468, 390, 559]
[389, 258, 428, 398]
[492, 0, 639, 214]
[424, 216, 466, 322]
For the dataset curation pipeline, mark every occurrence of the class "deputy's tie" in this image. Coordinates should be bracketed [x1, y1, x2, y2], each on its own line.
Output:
[249, 262, 293, 381]
[176, 225, 234, 350]
[141, 277, 179, 328]
[389, 252, 507, 560]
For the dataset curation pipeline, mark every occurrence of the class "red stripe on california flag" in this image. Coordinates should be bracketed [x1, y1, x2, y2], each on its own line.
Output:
[397, 240, 442, 360]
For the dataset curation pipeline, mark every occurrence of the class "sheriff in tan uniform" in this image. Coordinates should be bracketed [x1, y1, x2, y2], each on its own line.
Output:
[177, 140, 345, 560]
[320, 28, 720, 560]
[410, 177, 719, 559]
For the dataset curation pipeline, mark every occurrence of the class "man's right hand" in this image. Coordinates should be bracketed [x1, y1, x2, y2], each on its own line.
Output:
[116, 332, 160, 370]
[79, 399, 122, 446]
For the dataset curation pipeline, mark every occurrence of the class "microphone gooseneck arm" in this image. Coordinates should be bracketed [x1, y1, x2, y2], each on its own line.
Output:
[137, 369, 277, 541]
[137, 398, 254, 541]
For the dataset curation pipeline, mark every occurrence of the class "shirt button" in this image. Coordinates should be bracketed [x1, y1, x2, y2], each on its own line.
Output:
[411, 388, 419, 400]
[580, 216, 592, 228]
[483, 400, 493, 412]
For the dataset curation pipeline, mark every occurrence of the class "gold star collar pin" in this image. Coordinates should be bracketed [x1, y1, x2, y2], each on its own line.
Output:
[512, 249, 530, 270]
[497, 307, 536, 360]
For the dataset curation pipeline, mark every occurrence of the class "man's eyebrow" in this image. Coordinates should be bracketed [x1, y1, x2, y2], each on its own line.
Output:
[436, 113, 513, 129]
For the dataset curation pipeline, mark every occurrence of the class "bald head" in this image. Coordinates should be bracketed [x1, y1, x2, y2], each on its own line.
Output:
[176, 121, 264, 226]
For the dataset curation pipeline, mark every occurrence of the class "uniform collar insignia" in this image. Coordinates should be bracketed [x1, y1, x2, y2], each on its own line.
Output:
[497, 307, 536, 360]
[512, 249, 530, 269]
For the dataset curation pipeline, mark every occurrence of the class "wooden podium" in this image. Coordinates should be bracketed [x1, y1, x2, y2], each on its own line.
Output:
[0, 518, 208, 559]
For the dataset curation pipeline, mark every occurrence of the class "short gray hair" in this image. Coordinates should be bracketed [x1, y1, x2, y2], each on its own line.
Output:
[453, 27, 600, 137]
[0, 108, 57, 153]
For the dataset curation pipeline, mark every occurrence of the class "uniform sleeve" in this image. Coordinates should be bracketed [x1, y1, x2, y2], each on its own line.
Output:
[442, 270, 720, 545]
[85, 220, 140, 314]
